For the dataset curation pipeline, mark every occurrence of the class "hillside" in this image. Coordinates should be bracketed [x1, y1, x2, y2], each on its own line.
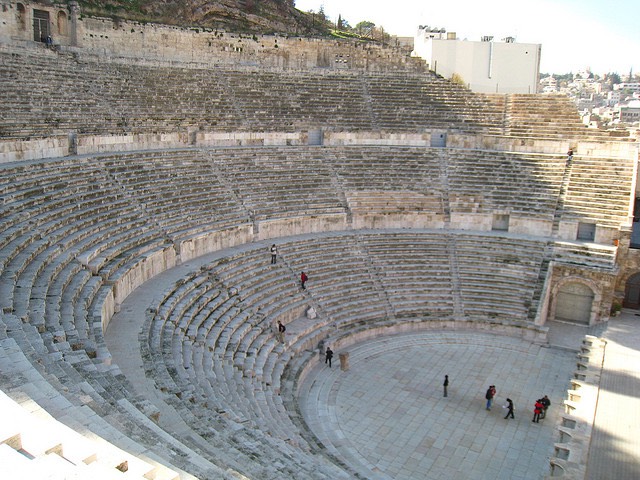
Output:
[76, 0, 326, 34]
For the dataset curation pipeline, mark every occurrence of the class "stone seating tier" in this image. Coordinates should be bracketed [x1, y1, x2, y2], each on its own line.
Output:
[0, 144, 630, 479]
[0, 50, 613, 142]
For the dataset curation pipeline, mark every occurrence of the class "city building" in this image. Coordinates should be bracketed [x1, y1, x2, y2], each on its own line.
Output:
[413, 26, 541, 94]
[617, 100, 640, 124]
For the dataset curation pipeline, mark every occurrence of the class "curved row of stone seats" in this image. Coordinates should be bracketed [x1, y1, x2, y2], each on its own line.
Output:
[0, 316, 238, 480]
[142, 270, 342, 479]
[0, 157, 170, 332]
[208, 147, 346, 221]
[446, 150, 567, 218]
[0, 48, 613, 142]
[100, 150, 251, 237]
[0, 145, 629, 479]
[141, 232, 553, 478]
[364, 73, 505, 134]
[562, 154, 635, 228]
[551, 241, 617, 269]
[0, 50, 241, 136]
[223, 69, 377, 131]
[0, 387, 179, 480]
[504, 94, 611, 141]
[329, 145, 445, 208]
[454, 235, 545, 321]
[360, 232, 455, 318]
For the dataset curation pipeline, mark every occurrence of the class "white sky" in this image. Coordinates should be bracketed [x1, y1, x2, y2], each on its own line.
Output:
[295, 0, 640, 75]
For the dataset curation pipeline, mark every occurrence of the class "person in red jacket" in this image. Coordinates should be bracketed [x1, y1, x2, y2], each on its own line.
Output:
[532, 399, 544, 423]
[300, 271, 308, 290]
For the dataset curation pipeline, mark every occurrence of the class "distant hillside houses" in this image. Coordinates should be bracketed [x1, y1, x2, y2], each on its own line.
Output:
[540, 71, 640, 132]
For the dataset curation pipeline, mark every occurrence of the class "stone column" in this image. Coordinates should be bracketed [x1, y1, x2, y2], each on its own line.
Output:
[339, 352, 349, 371]
[68, 1, 79, 47]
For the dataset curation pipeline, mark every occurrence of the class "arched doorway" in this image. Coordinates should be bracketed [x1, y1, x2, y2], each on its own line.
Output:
[16, 3, 26, 30]
[57, 11, 68, 36]
[624, 272, 640, 309]
[554, 282, 594, 324]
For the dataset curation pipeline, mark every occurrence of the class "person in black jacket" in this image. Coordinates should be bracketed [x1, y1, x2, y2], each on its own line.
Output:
[325, 346, 333, 368]
[540, 395, 551, 418]
[504, 398, 515, 419]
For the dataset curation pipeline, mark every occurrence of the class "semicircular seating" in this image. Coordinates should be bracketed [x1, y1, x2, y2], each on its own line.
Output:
[0, 140, 629, 477]
[0, 36, 635, 477]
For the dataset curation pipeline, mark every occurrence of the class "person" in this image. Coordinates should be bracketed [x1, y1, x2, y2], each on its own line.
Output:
[277, 320, 286, 343]
[567, 148, 574, 161]
[532, 399, 544, 423]
[45, 35, 53, 47]
[443, 375, 449, 397]
[300, 271, 308, 290]
[485, 385, 496, 410]
[503, 398, 514, 419]
[540, 395, 551, 418]
[325, 346, 333, 368]
[270, 244, 278, 264]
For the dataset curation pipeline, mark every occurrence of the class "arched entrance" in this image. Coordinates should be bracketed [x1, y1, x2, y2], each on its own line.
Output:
[554, 282, 594, 324]
[624, 272, 640, 309]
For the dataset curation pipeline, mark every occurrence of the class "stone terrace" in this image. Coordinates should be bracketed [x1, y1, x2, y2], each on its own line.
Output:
[0, 46, 615, 143]
[0, 141, 630, 477]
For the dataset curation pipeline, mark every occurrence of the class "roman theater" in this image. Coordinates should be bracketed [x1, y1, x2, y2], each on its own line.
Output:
[1, 2, 640, 479]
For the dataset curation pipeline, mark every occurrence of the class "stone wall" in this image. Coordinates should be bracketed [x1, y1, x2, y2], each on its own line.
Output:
[544, 263, 617, 326]
[74, 17, 424, 72]
[2, 130, 636, 165]
[0, 1, 423, 72]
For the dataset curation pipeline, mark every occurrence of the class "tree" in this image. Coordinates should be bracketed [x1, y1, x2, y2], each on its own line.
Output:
[607, 72, 622, 85]
[355, 20, 375, 37]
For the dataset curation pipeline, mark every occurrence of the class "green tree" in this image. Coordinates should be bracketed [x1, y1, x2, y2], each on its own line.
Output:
[606, 72, 622, 85]
[356, 20, 375, 37]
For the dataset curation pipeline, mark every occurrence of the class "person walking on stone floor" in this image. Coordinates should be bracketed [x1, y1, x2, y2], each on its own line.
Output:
[443, 375, 449, 397]
[503, 398, 514, 419]
[485, 385, 496, 410]
[270, 244, 278, 264]
[300, 271, 308, 290]
[532, 399, 544, 423]
[325, 346, 333, 368]
[540, 395, 551, 419]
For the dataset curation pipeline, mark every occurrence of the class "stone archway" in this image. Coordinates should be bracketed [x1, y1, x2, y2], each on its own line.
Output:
[553, 281, 595, 325]
[623, 272, 640, 309]
[57, 10, 68, 36]
[16, 3, 26, 30]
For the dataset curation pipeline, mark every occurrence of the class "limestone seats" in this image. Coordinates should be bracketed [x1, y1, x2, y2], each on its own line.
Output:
[0, 40, 636, 478]
[0, 47, 621, 142]
[0, 146, 631, 478]
[142, 231, 553, 469]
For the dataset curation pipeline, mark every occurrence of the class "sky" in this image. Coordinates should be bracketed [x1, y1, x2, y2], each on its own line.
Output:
[294, 0, 640, 75]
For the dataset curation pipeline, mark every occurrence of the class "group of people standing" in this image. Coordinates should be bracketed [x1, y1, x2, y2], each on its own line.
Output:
[480, 385, 550, 421]
[483, 385, 514, 419]
[440, 382, 549, 421]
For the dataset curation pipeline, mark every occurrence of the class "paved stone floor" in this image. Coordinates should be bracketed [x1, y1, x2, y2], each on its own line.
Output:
[299, 332, 577, 480]
[586, 310, 640, 479]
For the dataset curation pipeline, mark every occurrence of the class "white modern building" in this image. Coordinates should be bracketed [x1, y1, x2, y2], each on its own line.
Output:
[617, 100, 640, 124]
[413, 27, 541, 94]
